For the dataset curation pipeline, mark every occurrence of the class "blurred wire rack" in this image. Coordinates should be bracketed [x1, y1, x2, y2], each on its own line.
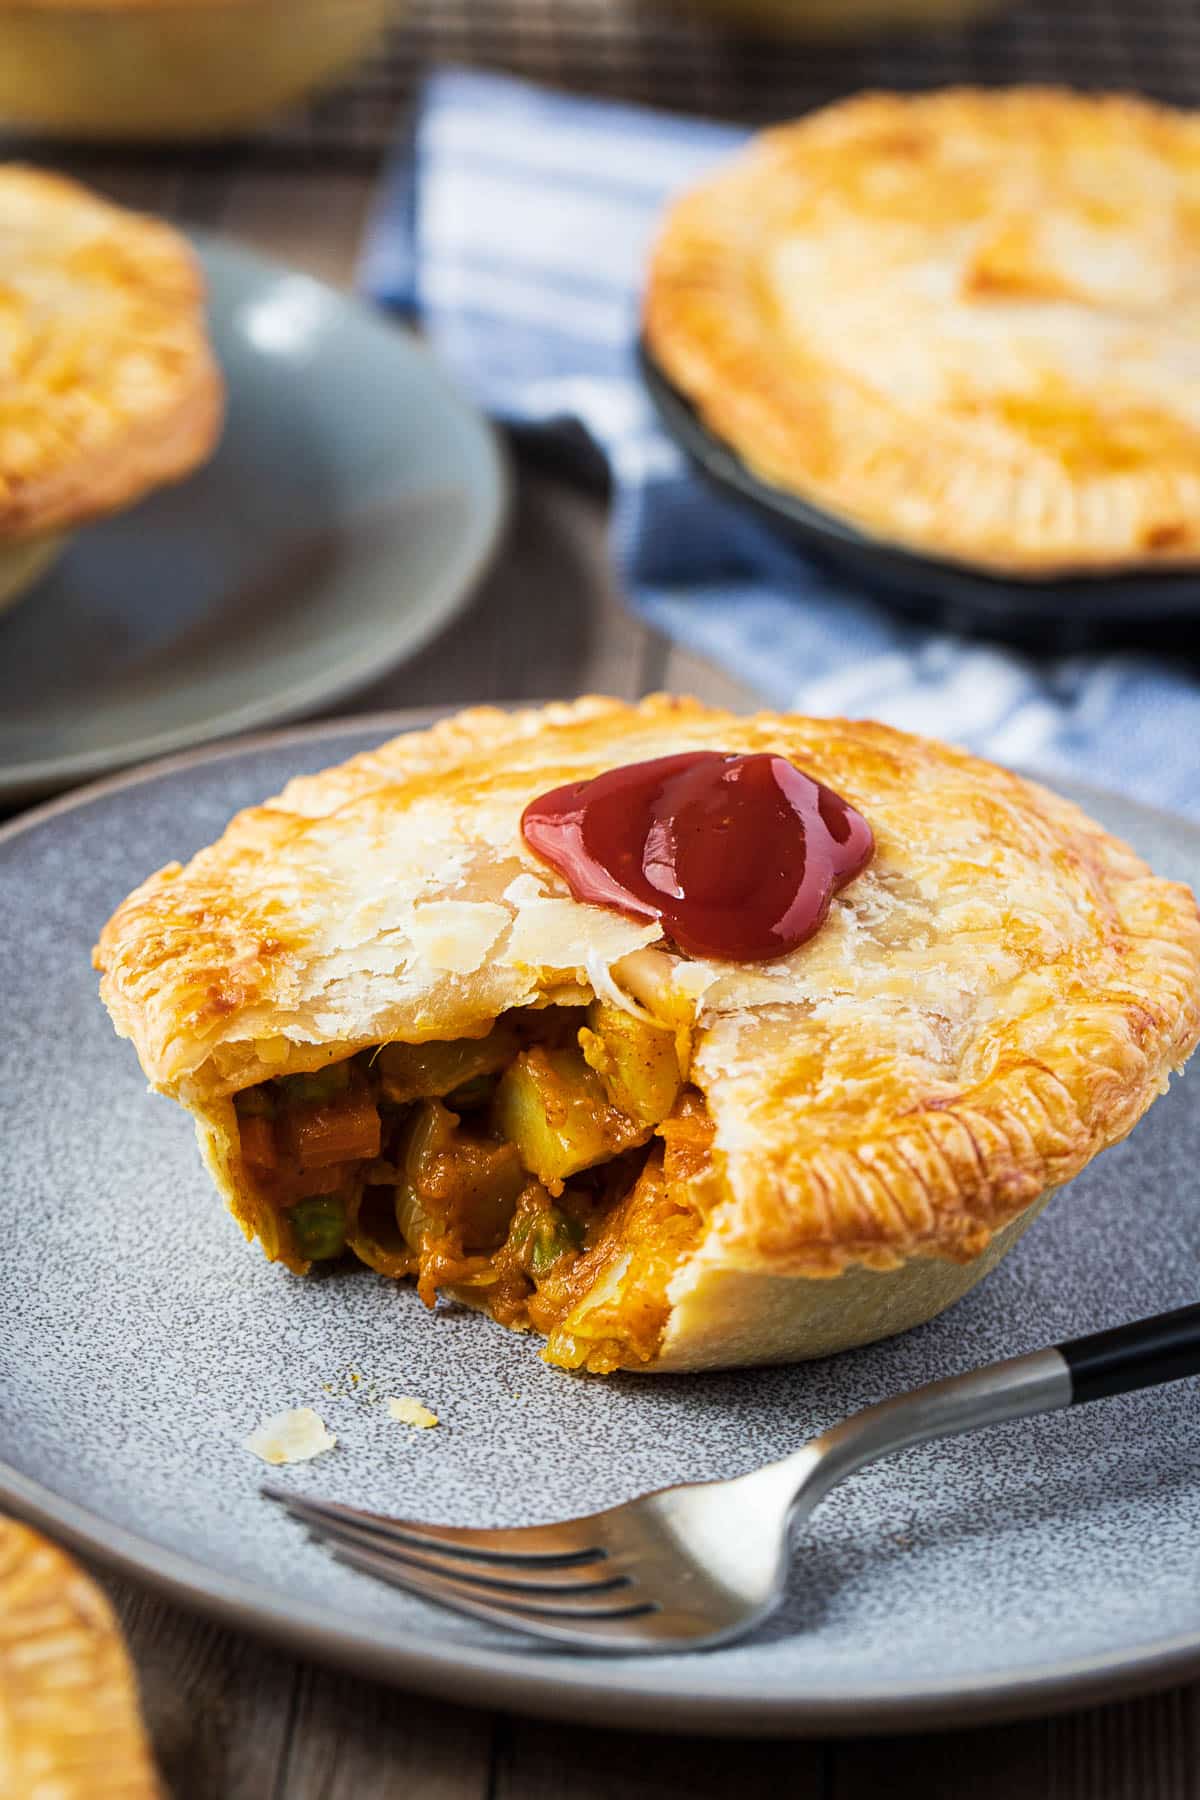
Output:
[253, 0, 1200, 163]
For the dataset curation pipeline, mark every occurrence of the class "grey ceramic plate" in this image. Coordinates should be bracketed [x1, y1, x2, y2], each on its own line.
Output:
[4, 712, 1200, 1737]
[0, 241, 508, 809]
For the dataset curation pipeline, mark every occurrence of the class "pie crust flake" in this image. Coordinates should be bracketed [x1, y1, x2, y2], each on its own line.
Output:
[95, 697, 1200, 1372]
[644, 89, 1200, 576]
[0, 165, 221, 540]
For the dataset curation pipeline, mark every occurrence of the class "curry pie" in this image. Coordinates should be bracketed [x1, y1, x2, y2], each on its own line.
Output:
[95, 696, 1200, 1374]
[0, 165, 222, 609]
[645, 89, 1200, 578]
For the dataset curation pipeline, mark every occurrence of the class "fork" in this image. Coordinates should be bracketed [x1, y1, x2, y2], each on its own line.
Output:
[263, 1302, 1200, 1654]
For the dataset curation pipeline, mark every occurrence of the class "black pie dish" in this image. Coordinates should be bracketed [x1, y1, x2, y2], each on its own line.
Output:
[638, 340, 1200, 653]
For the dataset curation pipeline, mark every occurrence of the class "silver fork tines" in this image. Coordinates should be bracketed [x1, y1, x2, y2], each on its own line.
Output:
[270, 1492, 606, 1562]
[261, 1347, 1076, 1655]
[261, 1485, 670, 1649]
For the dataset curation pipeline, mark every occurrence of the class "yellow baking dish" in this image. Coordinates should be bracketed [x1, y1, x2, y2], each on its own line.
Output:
[0, 0, 396, 138]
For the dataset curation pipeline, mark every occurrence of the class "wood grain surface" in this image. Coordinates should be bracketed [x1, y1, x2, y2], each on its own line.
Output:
[12, 148, 1199, 1797]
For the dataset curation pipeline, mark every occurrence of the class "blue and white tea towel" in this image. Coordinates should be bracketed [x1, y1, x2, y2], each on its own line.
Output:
[360, 68, 1200, 817]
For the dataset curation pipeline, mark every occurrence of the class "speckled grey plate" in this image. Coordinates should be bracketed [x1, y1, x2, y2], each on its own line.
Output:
[4, 713, 1200, 1737]
[0, 242, 508, 809]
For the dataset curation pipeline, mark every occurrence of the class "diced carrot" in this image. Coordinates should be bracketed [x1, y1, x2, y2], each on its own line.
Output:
[280, 1163, 352, 1204]
[284, 1094, 381, 1170]
[239, 1113, 278, 1172]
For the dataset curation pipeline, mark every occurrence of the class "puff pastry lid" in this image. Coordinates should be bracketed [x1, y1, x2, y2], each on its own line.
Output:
[645, 89, 1200, 576]
[96, 696, 1200, 1277]
[0, 166, 221, 538]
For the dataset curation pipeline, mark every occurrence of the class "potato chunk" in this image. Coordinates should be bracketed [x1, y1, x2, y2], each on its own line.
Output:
[491, 1045, 645, 1186]
[578, 1002, 683, 1128]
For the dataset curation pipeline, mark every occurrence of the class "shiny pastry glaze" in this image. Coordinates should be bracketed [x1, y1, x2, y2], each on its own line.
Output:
[521, 751, 874, 961]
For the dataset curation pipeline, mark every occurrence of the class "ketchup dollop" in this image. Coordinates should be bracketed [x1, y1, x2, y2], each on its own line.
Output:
[520, 751, 874, 963]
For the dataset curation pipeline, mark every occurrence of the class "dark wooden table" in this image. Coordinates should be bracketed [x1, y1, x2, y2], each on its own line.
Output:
[21, 148, 1199, 1798]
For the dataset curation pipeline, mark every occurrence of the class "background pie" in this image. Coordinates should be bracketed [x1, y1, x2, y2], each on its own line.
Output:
[645, 89, 1200, 577]
[0, 166, 222, 609]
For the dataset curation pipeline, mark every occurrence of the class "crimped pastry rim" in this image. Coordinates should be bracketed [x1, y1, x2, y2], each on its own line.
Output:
[639, 334, 1200, 604]
[644, 87, 1200, 578]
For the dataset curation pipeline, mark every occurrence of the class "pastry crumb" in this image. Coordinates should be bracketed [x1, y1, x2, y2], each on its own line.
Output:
[244, 1407, 336, 1465]
[321, 1365, 382, 1403]
[386, 1396, 439, 1429]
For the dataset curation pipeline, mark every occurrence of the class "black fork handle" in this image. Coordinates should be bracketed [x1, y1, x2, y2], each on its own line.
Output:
[801, 1301, 1200, 1498]
[1060, 1302, 1200, 1405]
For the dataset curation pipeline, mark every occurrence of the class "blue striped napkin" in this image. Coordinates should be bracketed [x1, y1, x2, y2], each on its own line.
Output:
[360, 67, 1200, 819]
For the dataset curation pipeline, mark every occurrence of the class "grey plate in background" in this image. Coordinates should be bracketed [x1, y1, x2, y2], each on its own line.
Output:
[4, 713, 1200, 1736]
[0, 243, 508, 808]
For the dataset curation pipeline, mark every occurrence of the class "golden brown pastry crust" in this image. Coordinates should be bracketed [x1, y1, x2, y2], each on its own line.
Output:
[0, 166, 221, 538]
[645, 89, 1200, 576]
[0, 1517, 161, 1798]
[651, 1193, 1053, 1371]
[96, 696, 1200, 1304]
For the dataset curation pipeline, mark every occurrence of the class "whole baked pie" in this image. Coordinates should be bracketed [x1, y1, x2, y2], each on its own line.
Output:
[645, 89, 1200, 577]
[0, 166, 222, 610]
[95, 697, 1200, 1373]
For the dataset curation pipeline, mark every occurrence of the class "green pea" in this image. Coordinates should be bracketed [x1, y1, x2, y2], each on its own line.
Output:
[291, 1194, 347, 1261]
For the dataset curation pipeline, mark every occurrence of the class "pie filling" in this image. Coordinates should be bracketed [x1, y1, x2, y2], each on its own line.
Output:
[232, 1002, 719, 1372]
